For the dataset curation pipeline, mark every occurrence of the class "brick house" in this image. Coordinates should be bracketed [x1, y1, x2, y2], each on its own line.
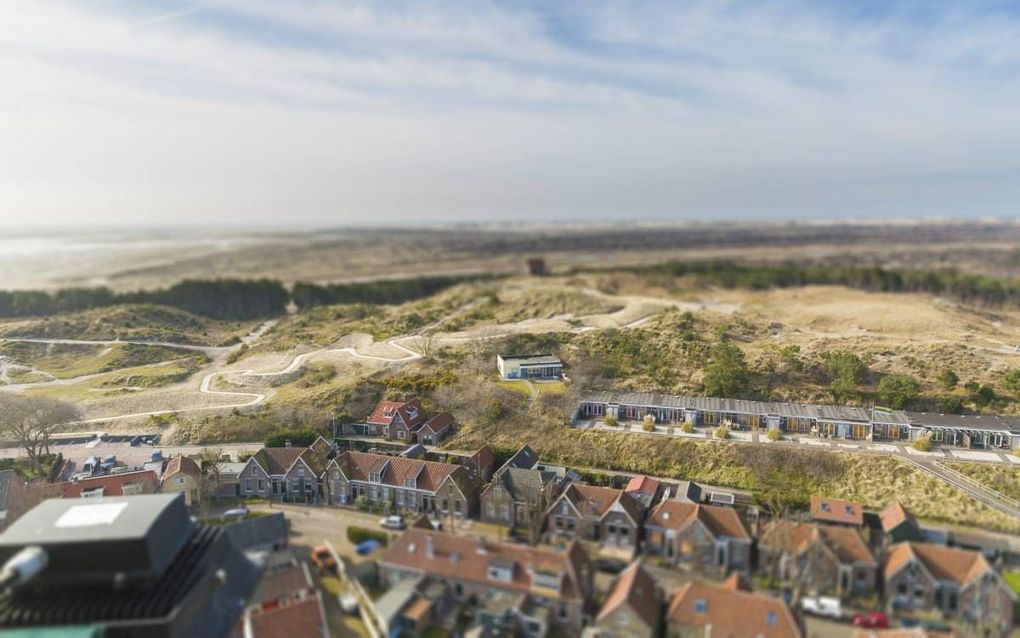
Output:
[587, 561, 662, 638]
[884, 542, 1015, 634]
[546, 484, 643, 554]
[759, 521, 877, 599]
[624, 475, 663, 510]
[160, 455, 203, 507]
[363, 398, 428, 440]
[418, 413, 454, 445]
[324, 451, 479, 518]
[481, 467, 560, 536]
[238, 438, 334, 503]
[667, 577, 801, 638]
[61, 470, 158, 498]
[378, 529, 594, 636]
[880, 501, 924, 544]
[643, 501, 751, 576]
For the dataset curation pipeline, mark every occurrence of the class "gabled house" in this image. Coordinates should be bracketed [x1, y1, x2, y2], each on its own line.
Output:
[666, 577, 801, 638]
[643, 501, 752, 576]
[481, 467, 560, 537]
[0, 470, 27, 532]
[586, 561, 662, 638]
[418, 413, 454, 446]
[364, 398, 429, 441]
[880, 501, 923, 544]
[325, 451, 479, 518]
[759, 521, 877, 599]
[463, 445, 498, 482]
[624, 475, 663, 509]
[378, 529, 594, 636]
[810, 495, 864, 527]
[160, 455, 202, 507]
[238, 438, 334, 503]
[884, 542, 1015, 632]
[546, 484, 643, 555]
[503, 444, 540, 471]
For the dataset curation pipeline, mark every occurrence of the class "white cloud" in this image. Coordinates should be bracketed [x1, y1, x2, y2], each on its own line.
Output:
[0, 0, 1018, 227]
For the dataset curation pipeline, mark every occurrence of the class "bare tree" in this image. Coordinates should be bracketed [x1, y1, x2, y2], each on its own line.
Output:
[197, 448, 226, 515]
[0, 394, 81, 472]
[416, 334, 439, 360]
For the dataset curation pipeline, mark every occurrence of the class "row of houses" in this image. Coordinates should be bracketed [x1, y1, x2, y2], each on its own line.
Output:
[374, 521, 1015, 637]
[576, 392, 1020, 450]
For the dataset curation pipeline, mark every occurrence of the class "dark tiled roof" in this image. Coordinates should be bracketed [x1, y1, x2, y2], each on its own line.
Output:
[254, 448, 305, 475]
[420, 412, 453, 435]
[224, 513, 288, 552]
[494, 468, 558, 503]
[503, 444, 539, 471]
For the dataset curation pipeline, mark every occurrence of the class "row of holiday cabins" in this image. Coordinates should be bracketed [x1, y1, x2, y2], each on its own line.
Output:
[577, 392, 1020, 450]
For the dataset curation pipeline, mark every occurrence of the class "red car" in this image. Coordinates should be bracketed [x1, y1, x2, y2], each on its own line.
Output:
[853, 611, 890, 629]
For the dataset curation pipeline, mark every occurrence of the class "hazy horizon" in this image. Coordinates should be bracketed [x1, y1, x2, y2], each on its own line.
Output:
[2, 1, 1019, 227]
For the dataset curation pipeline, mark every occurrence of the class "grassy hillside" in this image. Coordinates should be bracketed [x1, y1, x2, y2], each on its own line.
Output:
[0, 304, 255, 346]
[0, 340, 203, 379]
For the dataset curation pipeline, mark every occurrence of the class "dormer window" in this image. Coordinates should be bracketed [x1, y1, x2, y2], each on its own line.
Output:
[407, 407, 419, 420]
[405, 477, 416, 488]
[845, 504, 854, 515]
[384, 407, 395, 417]
[821, 502, 830, 512]
[694, 598, 707, 613]
[766, 611, 777, 626]
[487, 559, 514, 582]
[370, 472, 381, 483]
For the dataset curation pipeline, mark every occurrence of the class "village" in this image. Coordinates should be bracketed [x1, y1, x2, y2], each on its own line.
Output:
[2, 353, 1019, 638]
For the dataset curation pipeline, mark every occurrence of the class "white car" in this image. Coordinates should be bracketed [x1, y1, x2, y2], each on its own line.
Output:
[379, 515, 406, 530]
[800, 596, 842, 619]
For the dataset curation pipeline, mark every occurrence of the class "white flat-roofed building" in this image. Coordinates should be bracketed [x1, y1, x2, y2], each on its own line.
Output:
[497, 354, 563, 380]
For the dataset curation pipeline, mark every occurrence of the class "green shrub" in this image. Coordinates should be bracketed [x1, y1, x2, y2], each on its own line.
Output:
[642, 417, 656, 432]
[766, 429, 783, 442]
[714, 425, 731, 440]
[604, 415, 618, 427]
[681, 422, 695, 433]
[347, 526, 389, 547]
[912, 436, 933, 452]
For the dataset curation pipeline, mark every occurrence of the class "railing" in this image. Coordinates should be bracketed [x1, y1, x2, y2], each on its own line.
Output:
[932, 460, 1020, 512]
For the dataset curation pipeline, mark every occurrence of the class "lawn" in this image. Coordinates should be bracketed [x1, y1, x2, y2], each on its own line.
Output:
[24, 356, 207, 401]
[1004, 569, 1020, 597]
[0, 340, 204, 380]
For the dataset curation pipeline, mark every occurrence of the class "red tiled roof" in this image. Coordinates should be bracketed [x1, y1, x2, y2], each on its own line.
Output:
[469, 445, 497, 475]
[885, 542, 993, 587]
[560, 484, 642, 523]
[761, 521, 875, 565]
[647, 501, 750, 541]
[246, 597, 325, 638]
[597, 561, 660, 631]
[163, 455, 201, 480]
[421, 412, 453, 434]
[61, 470, 158, 498]
[880, 501, 916, 533]
[379, 529, 592, 603]
[668, 581, 801, 638]
[625, 475, 660, 495]
[367, 398, 427, 429]
[810, 495, 863, 526]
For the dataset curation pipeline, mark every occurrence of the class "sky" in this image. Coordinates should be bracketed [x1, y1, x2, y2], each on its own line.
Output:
[1, 0, 1019, 228]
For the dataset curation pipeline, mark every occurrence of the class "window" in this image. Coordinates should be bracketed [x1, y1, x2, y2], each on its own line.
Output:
[396, 491, 404, 506]
[454, 500, 461, 514]
[405, 477, 416, 488]
[122, 482, 143, 495]
[291, 480, 299, 493]
[298, 467, 305, 477]
[382, 488, 390, 500]
[370, 472, 381, 483]
[257, 479, 265, 491]
[245, 478, 253, 492]
[174, 476, 186, 485]
[82, 487, 104, 498]
[558, 603, 568, 620]
[766, 612, 777, 626]
[694, 598, 707, 613]
[398, 430, 405, 439]
[486, 503, 496, 518]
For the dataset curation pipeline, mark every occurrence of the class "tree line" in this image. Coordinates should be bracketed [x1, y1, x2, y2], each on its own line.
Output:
[0, 279, 289, 321]
[291, 274, 485, 308]
[623, 260, 1020, 307]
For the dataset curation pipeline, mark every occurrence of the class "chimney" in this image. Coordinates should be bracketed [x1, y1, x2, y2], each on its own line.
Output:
[426, 535, 435, 559]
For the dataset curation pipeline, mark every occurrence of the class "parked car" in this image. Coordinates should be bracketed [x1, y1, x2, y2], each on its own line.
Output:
[594, 558, 628, 575]
[853, 611, 890, 629]
[311, 544, 337, 571]
[356, 540, 382, 556]
[82, 456, 100, 474]
[150, 450, 163, 462]
[379, 515, 406, 530]
[222, 507, 248, 520]
[100, 455, 117, 471]
[130, 436, 141, 446]
[800, 596, 841, 619]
